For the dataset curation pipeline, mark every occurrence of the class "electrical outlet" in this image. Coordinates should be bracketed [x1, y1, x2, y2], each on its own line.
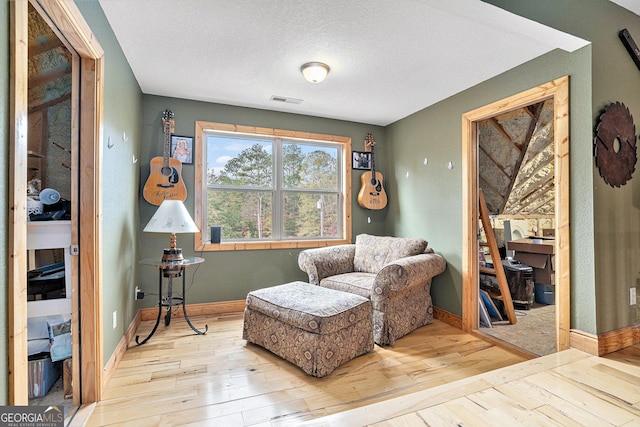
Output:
[112, 310, 117, 329]
[631, 287, 637, 306]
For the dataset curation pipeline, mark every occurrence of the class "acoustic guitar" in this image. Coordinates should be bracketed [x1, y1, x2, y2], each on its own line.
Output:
[143, 110, 187, 205]
[357, 133, 387, 210]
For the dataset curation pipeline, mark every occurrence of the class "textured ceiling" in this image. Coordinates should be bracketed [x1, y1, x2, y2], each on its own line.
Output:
[611, 0, 640, 16]
[98, 0, 588, 126]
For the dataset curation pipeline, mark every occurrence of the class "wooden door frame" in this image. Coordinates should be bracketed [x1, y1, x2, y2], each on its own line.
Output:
[9, 0, 104, 404]
[461, 76, 571, 351]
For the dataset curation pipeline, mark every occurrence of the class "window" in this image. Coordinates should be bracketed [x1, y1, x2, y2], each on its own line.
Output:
[194, 121, 352, 251]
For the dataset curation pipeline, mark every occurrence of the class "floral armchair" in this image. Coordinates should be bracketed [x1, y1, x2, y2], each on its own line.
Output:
[298, 234, 446, 345]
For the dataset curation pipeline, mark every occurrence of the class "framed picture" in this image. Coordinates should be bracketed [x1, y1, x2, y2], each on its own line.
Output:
[170, 135, 193, 164]
[352, 151, 371, 170]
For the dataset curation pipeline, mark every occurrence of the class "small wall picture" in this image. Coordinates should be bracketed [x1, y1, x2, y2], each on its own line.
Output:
[170, 135, 193, 164]
[352, 151, 371, 170]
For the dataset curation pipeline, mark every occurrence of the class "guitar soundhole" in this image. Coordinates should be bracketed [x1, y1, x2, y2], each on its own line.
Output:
[370, 176, 381, 191]
[169, 169, 179, 184]
[158, 167, 180, 188]
[157, 166, 179, 187]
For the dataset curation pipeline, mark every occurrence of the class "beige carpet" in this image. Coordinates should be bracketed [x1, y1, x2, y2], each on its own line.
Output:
[480, 303, 556, 356]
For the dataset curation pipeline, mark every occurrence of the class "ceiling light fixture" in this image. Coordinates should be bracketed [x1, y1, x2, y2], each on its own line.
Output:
[301, 62, 330, 83]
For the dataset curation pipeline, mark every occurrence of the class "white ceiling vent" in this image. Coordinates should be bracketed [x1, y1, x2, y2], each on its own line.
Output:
[270, 95, 303, 105]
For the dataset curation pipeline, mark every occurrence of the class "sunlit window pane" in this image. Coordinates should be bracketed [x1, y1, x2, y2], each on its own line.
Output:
[282, 192, 339, 238]
[206, 189, 272, 240]
[203, 129, 344, 244]
[207, 135, 272, 188]
[283, 143, 338, 190]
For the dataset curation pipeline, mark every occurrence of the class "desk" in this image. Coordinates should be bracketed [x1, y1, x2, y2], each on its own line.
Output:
[137, 257, 208, 345]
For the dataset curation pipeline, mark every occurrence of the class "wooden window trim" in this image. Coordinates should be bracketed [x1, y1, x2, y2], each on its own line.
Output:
[194, 121, 353, 251]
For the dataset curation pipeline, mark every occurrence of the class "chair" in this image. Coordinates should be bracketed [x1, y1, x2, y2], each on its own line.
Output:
[298, 234, 446, 345]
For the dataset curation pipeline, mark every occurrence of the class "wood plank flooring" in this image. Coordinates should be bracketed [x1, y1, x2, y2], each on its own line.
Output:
[307, 346, 640, 426]
[79, 313, 527, 426]
[77, 312, 640, 426]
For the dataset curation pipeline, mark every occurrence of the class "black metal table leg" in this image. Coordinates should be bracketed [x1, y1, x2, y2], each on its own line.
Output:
[135, 268, 164, 345]
[181, 268, 208, 335]
[164, 274, 174, 326]
[137, 256, 206, 345]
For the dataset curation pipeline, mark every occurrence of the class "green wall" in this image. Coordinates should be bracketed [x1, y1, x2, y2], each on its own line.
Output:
[137, 96, 386, 306]
[74, 1, 143, 363]
[386, 46, 596, 333]
[585, 0, 640, 334]
[485, 0, 640, 336]
[1, 0, 9, 405]
[392, 0, 640, 335]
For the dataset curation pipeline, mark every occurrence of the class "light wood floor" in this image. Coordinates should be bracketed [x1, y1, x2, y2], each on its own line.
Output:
[308, 345, 640, 426]
[78, 312, 527, 426]
[77, 312, 640, 426]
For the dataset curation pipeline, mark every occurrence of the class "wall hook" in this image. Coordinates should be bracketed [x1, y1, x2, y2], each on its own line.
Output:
[107, 137, 114, 149]
[122, 131, 129, 142]
[132, 155, 138, 164]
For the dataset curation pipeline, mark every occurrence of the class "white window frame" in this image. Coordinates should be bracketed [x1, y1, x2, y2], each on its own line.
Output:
[194, 121, 352, 251]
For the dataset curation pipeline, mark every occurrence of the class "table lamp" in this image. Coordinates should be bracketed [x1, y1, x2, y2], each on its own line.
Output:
[143, 200, 199, 264]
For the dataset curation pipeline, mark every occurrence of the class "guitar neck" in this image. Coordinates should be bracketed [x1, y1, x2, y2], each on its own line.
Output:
[369, 145, 378, 184]
[162, 119, 171, 166]
[366, 133, 377, 178]
[370, 145, 376, 174]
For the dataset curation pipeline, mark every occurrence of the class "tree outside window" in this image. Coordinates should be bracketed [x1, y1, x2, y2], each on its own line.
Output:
[194, 121, 351, 251]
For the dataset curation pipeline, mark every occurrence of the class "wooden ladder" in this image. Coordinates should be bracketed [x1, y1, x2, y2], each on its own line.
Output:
[479, 189, 517, 324]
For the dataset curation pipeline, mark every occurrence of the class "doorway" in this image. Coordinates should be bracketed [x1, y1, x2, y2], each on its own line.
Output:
[26, 2, 74, 412]
[9, 0, 104, 408]
[461, 77, 571, 354]
[476, 98, 556, 355]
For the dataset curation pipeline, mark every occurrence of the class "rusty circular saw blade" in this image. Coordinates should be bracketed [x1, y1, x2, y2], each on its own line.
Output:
[594, 101, 637, 187]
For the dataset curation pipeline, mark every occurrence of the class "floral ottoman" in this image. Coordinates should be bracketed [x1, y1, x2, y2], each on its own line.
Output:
[242, 281, 373, 377]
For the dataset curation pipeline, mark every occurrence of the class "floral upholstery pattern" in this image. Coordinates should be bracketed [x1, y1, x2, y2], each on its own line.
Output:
[298, 234, 446, 345]
[298, 244, 355, 286]
[243, 281, 373, 377]
[354, 233, 428, 273]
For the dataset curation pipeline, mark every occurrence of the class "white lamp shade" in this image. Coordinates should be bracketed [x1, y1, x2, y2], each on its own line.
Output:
[301, 62, 329, 83]
[144, 200, 199, 233]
